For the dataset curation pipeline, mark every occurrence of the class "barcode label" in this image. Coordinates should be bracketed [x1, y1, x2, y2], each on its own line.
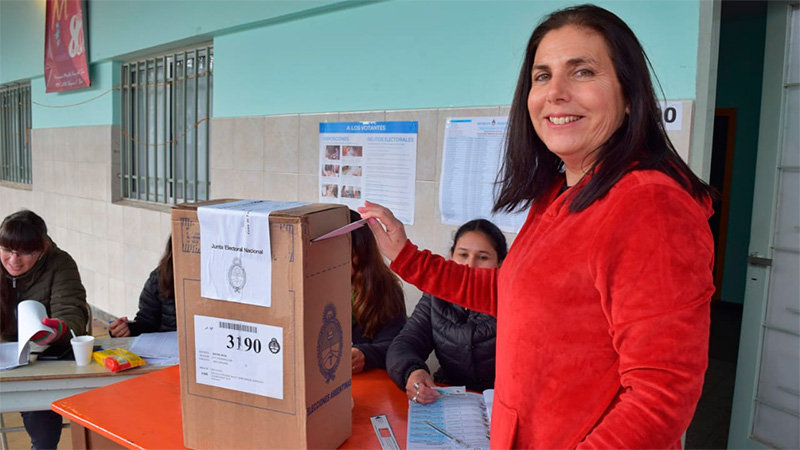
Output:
[219, 321, 258, 334]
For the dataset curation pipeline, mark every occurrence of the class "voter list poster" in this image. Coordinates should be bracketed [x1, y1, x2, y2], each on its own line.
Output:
[319, 121, 417, 225]
[194, 315, 284, 399]
[440, 117, 527, 233]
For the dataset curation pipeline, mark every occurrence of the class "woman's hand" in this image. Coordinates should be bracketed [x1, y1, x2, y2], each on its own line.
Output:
[31, 318, 67, 345]
[351, 347, 366, 374]
[357, 201, 408, 261]
[406, 369, 441, 405]
[109, 317, 131, 337]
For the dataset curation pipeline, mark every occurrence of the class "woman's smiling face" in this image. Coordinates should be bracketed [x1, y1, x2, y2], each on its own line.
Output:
[527, 25, 628, 181]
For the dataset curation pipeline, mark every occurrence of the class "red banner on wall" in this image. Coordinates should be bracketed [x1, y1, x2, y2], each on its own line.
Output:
[44, 0, 90, 92]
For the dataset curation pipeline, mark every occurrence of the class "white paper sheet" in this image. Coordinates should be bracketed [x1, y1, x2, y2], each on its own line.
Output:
[194, 315, 284, 399]
[440, 117, 527, 233]
[0, 300, 51, 370]
[197, 200, 307, 306]
[129, 331, 179, 365]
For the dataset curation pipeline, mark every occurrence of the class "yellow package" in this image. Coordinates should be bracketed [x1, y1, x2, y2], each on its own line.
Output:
[91, 348, 146, 372]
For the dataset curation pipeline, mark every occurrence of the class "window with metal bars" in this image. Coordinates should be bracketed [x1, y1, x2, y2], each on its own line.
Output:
[120, 45, 212, 204]
[0, 82, 32, 185]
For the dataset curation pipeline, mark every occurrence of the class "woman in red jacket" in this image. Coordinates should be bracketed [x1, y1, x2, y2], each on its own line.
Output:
[360, 4, 714, 449]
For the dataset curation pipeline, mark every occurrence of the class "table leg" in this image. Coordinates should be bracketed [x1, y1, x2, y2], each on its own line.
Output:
[70, 422, 124, 450]
[0, 414, 8, 450]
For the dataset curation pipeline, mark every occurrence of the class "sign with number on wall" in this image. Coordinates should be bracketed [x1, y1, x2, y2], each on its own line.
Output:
[660, 100, 694, 163]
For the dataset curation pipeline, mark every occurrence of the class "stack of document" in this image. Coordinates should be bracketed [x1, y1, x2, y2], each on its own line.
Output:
[406, 386, 493, 450]
[0, 301, 56, 371]
[129, 331, 179, 366]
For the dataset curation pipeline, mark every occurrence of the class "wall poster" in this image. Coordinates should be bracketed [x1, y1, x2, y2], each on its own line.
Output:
[319, 121, 418, 225]
[45, 0, 90, 92]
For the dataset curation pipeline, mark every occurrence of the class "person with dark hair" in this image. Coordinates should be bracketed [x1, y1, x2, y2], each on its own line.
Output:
[386, 219, 506, 403]
[349, 210, 406, 373]
[360, 4, 715, 448]
[109, 237, 176, 337]
[0, 209, 88, 449]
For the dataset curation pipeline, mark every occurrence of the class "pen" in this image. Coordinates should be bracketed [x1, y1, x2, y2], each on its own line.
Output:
[423, 421, 471, 449]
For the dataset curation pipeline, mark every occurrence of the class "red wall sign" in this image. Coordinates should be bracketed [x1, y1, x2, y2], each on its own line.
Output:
[44, 0, 90, 93]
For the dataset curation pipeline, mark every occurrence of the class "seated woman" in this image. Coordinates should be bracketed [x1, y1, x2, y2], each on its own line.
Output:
[0, 210, 88, 450]
[350, 210, 406, 373]
[386, 219, 507, 404]
[109, 237, 175, 337]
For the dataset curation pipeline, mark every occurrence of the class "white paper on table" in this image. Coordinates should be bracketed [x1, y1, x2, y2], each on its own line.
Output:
[194, 315, 284, 399]
[0, 300, 51, 370]
[129, 331, 178, 359]
[197, 200, 307, 307]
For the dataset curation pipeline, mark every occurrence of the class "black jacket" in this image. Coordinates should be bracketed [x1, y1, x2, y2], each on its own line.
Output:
[127, 269, 176, 336]
[386, 293, 496, 392]
[353, 310, 406, 371]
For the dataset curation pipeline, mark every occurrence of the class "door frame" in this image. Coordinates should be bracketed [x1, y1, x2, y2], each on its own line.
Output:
[728, 2, 796, 448]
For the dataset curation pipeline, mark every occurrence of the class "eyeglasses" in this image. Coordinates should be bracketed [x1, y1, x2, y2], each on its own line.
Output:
[0, 247, 39, 258]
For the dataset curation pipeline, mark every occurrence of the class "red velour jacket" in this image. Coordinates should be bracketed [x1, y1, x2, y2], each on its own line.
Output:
[391, 170, 715, 449]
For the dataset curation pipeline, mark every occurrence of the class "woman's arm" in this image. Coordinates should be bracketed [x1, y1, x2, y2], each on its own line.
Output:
[391, 243, 499, 317]
[128, 269, 163, 336]
[48, 250, 88, 344]
[386, 294, 436, 389]
[359, 201, 499, 315]
[578, 183, 714, 449]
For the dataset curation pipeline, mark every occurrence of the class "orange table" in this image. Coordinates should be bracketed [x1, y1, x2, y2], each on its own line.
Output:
[52, 365, 409, 449]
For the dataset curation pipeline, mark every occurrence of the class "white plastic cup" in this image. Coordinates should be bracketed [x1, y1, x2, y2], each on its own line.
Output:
[71, 335, 95, 366]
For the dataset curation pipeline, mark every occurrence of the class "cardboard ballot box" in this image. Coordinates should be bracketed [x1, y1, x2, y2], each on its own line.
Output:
[171, 200, 352, 449]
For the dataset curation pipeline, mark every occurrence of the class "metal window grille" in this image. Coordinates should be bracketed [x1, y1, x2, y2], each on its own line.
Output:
[120, 45, 212, 204]
[0, 82, 32, 184]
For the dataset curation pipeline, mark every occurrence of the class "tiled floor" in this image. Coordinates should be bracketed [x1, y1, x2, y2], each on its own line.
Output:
[1, 319, 110, 450]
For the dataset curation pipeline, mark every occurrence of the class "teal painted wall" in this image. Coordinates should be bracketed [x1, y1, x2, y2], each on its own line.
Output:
[31, 61, 118, 128]
[714, 1, 768, 304]
[1, 0, 702, 127]
[0, 0, 342, 83]
[0, 0, 46, 84]
[214, 0, 701, 117]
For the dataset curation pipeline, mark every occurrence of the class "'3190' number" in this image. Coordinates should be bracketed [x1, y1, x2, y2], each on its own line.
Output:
[226, 335, 262, 353]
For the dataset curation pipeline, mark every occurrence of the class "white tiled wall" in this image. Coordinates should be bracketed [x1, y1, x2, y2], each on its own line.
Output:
[0, 107, 517, 318]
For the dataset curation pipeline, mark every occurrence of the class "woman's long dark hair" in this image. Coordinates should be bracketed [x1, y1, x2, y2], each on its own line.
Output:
[0, 210, 50, 340]
[494, 4, 712, 214]
[350, 210, 405, 339]
[450, 219, 508, 264]
[158, 236, 174, 300]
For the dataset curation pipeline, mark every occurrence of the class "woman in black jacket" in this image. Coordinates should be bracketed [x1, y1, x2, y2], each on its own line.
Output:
[386, 219, 507, 404]
[109, 237, 175, 337]
[350, 210, 406, 373]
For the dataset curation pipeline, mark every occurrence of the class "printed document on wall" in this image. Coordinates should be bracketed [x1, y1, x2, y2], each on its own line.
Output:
[194, 315, 284, 399]
[319, 121, 417, 225]
[440, 117, 526, 233]
[197, 200, 307, 307]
